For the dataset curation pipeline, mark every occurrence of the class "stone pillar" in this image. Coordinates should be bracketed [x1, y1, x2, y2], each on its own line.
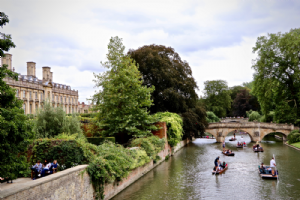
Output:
[1, 53, 12, 70]
[27, 62, 36, 77]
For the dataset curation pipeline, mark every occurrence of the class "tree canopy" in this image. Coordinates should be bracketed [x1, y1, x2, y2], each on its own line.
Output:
[252, 28, 300, 124]
[0, 13, 33, 179]
[128, 44, 207, 139]
[92, 37, 156, 138]
[0, 12, 15, 57]
[203, 80, 232, 118]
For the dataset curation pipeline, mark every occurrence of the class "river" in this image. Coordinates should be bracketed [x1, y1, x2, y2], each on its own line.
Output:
[112, 134, 300, 200]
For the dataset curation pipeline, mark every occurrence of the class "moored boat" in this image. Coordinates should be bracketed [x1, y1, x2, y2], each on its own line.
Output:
[229, 138, 237, 141]
[212, 163, 228, 174]
[258, 165, 278, 179]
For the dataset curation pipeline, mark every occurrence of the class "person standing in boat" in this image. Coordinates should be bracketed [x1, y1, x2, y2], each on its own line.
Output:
[270, 157, 276, 170]
[233, 130, 236, 138]
[214, 156, 220, 167]
[222, 141, 225, 151]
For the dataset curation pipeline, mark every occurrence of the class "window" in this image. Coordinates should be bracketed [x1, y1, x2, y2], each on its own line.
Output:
[52, 94, 54, 101]
[41, 93, 43, 101]
[61, 96, 63, 103]
[48, 93, 50, 99]
[16, 90, 19, 97]
[36, 104, 38, 111]
[23, 104, 26, 114]
[65, 97, 66, 103]
[30, 104, 32, 114]
[29, 91, 32, 99]
[23, 90, 26, 98]
[69, 97, 70, 103]
[35, 92, 37, 99]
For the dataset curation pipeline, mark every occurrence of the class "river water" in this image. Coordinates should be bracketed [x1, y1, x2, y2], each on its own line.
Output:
[112, 134, 300, 200]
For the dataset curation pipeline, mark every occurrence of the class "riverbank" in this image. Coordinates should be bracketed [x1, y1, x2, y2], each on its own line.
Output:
[285, 141, 300, 151]
[0, 139, 191, 200]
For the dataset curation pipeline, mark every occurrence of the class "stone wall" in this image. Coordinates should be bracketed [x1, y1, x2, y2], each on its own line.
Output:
[0, 165, 93, 200]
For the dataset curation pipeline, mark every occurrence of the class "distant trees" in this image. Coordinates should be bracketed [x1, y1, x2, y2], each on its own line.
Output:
[92, 37, 157, 138]
[202, 80, 232, 118]
[252, 28, 300, 124]
[128, 44, 207, 139]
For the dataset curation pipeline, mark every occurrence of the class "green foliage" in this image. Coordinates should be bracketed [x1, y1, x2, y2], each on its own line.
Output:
[130, 136, 165, 159]
[34, 101, 82, 138]
[154, 112, 183, 147]
[87, 137, 115, 145]
[206, 111, 220, 123]
[0, 64, 34, 179]
[128, 44, 208, 139]
[91, 36, 157, 138]
[0, 12, 16, 57]
[248, 111, 261, 122]
[288, 130, 300, 144]
[252, 28, 300, 125]
[203, 80, 232, 118]
[87, 141, 150, 199]
[80, 113, 97, 118]
[28, 138, 89, 170]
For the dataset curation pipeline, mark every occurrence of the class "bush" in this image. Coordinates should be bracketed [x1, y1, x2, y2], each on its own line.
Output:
[154, 112, 183, 147]
[87, 137, 115, 145]
[34, 101, 82, 138]
[248, 111, 261, 122]
[80, 113, 97, 118]
[288, 130, 300, 144]
[130, 136, 165, 159]
[206, 111, 220, 123]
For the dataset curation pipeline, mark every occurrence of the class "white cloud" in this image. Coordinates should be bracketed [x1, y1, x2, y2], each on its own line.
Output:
[1, 0, 300, 102]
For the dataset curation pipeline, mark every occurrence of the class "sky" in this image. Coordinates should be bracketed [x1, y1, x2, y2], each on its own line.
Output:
[1, 0, 300, 102]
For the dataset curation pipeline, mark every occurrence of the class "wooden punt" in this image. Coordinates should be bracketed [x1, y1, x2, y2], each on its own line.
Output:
[222, 151, 235, 156]
[253, 147, 264, 152]
[236, 144, 246, 148]
[212, 164, 228, 175]
[258, 165, 278, 179]
[229, 138, 237, 141]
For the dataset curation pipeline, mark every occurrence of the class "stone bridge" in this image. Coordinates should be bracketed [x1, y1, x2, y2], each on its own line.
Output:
[206, 122, 299, 142]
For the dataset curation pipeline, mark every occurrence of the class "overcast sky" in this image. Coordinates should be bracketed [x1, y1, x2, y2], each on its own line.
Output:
[1, 0, 300, 102]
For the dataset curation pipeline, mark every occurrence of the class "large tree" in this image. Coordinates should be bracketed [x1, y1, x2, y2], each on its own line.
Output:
[0, 12, 34, 180]
[203, 80, 232, 118]
[92, 37, 156, 138]
[252, 28, 300, 124]
[128, 45, 207, 139]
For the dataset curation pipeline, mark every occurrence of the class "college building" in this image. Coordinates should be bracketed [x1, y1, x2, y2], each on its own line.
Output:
[1, 53, 85, 114]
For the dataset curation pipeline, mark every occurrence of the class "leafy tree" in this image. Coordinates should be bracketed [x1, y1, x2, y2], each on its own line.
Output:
[0, 12, 16, 57]
[242, 81, 254, 90]
[232, 89, 252, 117]
[34, 101, 82, 138]
[128, 45, 207, 139]
[92, 37, 156, 138]
[252, 28, 300, 124]
[203, 80, 232, 118]
[248, 110, 261, 121]
[206, 111, 220, 123]
[0, 12, 34, 180]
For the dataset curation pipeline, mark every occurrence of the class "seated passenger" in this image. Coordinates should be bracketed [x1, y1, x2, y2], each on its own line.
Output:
[31, 160, 42, 180]
[50, 160, 58, 174]
[41, 161, 52, 177]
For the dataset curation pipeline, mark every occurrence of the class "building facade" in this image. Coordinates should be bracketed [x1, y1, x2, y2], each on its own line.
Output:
[78, 102, 92, 114]
[2, 53, 79, 114]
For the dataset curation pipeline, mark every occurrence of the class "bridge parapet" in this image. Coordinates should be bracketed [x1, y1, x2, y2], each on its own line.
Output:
[208, 122, 294, 130]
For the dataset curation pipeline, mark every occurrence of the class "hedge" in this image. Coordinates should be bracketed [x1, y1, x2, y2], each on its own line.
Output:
[87, 137, 115, 145]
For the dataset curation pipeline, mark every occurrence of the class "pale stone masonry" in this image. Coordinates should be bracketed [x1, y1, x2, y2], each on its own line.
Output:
[1, 53, 79, 114]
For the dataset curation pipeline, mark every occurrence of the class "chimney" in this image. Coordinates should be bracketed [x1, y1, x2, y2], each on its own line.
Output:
[27, 62, 36, 77]
[42, 66, 51, 81]
[50, 72, 53, 82]
[1, 53, 12, 70]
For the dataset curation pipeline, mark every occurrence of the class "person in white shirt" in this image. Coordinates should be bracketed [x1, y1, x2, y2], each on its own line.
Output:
[41, 161, 52, 177]
[270, 157, 276, 176]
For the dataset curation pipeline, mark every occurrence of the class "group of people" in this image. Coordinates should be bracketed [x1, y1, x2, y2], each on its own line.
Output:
[223, 149, 233, 154]
[214, 156, 227, 172]
[259, 157, 277, 176]
[31, 159, 58, 180]
[253, 141, 263, 150]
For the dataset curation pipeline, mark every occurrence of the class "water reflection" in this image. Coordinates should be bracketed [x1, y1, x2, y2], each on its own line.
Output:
[112, 135, 300, 200]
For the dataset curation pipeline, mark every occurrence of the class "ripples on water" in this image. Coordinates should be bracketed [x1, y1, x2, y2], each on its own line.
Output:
[112, 135, 300, 200]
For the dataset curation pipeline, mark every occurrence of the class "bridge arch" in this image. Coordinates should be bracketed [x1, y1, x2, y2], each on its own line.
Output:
[206, 122, 294, 142]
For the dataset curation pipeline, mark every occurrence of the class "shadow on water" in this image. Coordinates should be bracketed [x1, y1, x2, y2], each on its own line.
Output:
[112, 135, 300, 200]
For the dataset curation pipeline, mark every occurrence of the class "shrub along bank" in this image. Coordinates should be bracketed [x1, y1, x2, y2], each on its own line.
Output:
[287, 130, 300, 146]
[24, 133, 166, 200]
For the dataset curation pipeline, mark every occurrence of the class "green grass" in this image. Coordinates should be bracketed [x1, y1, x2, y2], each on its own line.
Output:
[291, 142, 300, 148]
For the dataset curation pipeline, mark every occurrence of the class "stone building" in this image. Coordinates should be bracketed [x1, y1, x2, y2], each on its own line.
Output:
[78, 102, 92, 114]
[2, 53, 79, 114]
